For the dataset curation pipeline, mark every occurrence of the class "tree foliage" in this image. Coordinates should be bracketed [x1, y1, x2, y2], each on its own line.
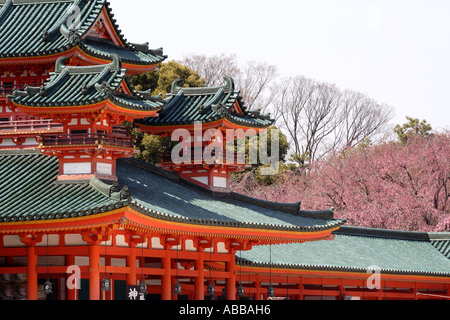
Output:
[230, 126, 291, 185]
[394, 116, 433, 144]
[131, 127, 176, 165]
[129, 60, 205, 98]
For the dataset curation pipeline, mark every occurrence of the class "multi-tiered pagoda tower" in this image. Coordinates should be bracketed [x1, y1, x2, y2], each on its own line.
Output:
[9, 54, 162, 181]
[0, 0, 165, 151]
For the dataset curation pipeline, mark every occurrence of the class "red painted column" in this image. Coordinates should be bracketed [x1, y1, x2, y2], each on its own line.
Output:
[161, 247, 172, 300]
[226, 250, 236, 300]
[21, 234, 42, 301]
[66, 255, 76, 300]
[89, 244, 100, 300]
[126, 245, 137, 286]
[195, 250, 205, 300]
[254, 275, 261, 300]
[171, 259, 179, 301]
[27, 245, 38, 300]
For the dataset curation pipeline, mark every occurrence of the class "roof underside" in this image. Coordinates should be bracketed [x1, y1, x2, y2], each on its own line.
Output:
[0, 0, 165, 65]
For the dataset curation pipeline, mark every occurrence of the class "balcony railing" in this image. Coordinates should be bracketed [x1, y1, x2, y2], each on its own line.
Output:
[111, 125, 130, 136]
[0, 120, 64, 135]
[39, 133, 135, 149]
[0, 82, 45, 96]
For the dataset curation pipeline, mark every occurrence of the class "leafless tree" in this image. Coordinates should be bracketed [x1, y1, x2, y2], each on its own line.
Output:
[272, 76, 314, 158]
[179, 54, 393, 164]
[180, 53, 241, 87]
[178, 54, 277, 111]
[237, 60, 278, 111]
[338, 90, 393, 148]
[272, 75, 393, 164]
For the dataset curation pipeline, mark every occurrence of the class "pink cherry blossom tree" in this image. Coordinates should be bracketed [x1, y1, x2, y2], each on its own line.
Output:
[231, 131, 450, 232]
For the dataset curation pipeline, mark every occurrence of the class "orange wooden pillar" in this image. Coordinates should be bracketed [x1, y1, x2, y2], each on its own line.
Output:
[104, 256, 113, 301]
[195, 250, 205, 300]
[66, 255, 76, 300]
[21, 234, 42, 301]
[161, 247, 172, 300]
[171, 259, 178, 301]
[254, 275, 261, 300]
[89, 244, 100, 300]
[298, 277, 304, 300]
[127, 246, 137, 286]
[226, 250, 236, 300]
[26, 245, 38, 300]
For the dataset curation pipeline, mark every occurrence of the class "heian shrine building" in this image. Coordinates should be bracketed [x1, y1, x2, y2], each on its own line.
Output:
[0, 0, 449, 301]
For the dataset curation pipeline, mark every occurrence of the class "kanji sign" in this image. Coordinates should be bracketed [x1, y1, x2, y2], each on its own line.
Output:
[126, 286, 146, 300]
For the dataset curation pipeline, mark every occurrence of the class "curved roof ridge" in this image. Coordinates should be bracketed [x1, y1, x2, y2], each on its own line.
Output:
[136, 77, 274, 129]
[169, 77, 236, 97]
[335, 225, 432, 241]
[2, 0, 77, 4]
[54, 53, 122, 74]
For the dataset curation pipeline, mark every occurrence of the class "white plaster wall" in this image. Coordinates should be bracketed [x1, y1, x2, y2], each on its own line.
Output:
[96, 162, 112, 175]
[63, 162, 91, 175]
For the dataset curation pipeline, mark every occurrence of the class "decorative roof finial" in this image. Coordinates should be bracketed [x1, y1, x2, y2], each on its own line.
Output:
[109, 181, 121, 197]
[110, 53, 122, 72]
[120, 185, 131, 200]
[94, 81, 113, 97]
[55, 56, 68, 73]
[223, 76, 235, 92]
[171, 79, 183, 94]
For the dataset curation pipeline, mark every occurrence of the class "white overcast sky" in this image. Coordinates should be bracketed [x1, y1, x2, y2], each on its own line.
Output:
[108, 0, 449, 131]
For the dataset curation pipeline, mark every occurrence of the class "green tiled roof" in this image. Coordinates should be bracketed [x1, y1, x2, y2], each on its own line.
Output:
[238, 226, 450, 277]
[0, 0, 165, 65]
[0, 151, 345, 235]
[136, 77, 274, 129]
[9, 55, 163, 111]
[0, 150, 121, 222]
[116, 158, 345, 233]
[1, 151, 447, 278]
[81, 38, 164, 66]
[0, 0, 101, 58]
